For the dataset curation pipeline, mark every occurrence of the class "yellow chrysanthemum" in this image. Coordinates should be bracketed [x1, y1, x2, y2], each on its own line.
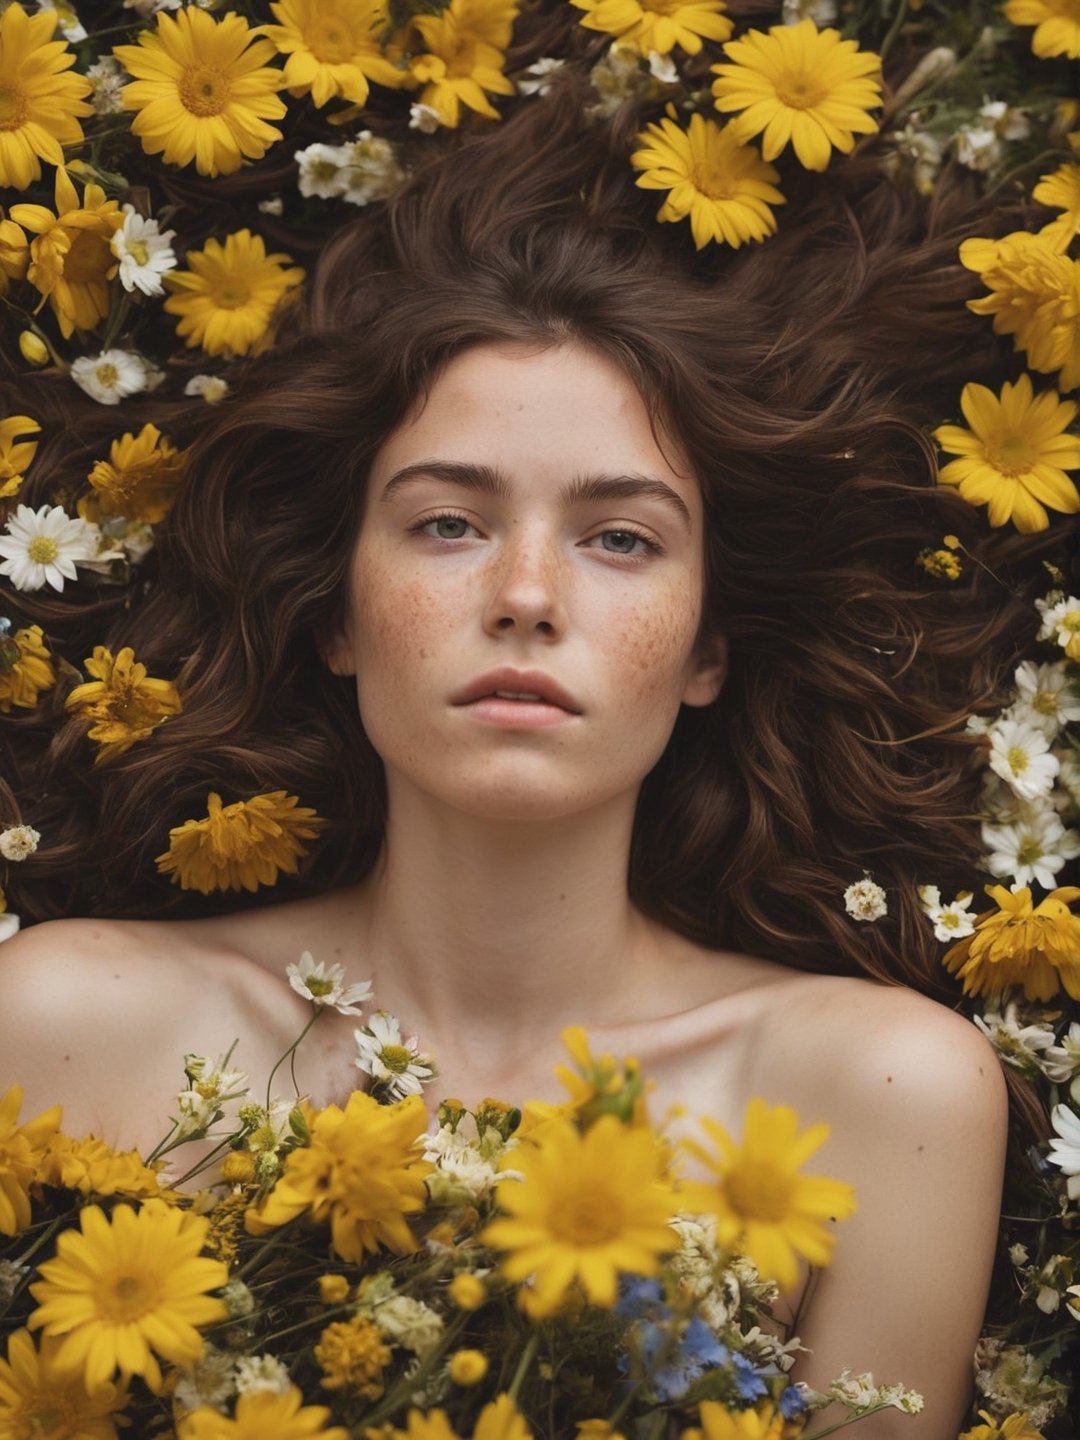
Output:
[711, 19, 882, 172]
[0, 1328, 129, 1440]
[8, 167, 122, 338]
[38, 1133, 171, 1201]
[65, 644, 182, 761]
[163, 229, 305, 359]
[482, 1112, 679, 1317]
[631, 114, 784, 251]
[83, 423, 188, 525]
[933, 374, 1080, 533]
[959, 1411, 1047, 1440]
[178, 1387, 349, 1440]
[384, 1396, 532, 1440]
[0, 3, 93, 191]
[1034, 161, 1080, 251]
[943, 884, 1080, 1002]
[259, 0, 406, 109]
[680, 1098, 856, 1292]
[0, 1085, 61, 1236]
[570, 0, 732, 57]
[408, 0, 516, 128]
[29, 1199, 228, 1393]
[1004, 0, 1080, 60]
[155, 789, 321, 893]
[960, 231, 1080, 393]
[245, 1091, 431, 1261]
[0, 623, 57, 713]
[0, 413, 40, 501]
[314, 1314, 391, 1395]
[681, 1402, 785, 1440]
[114, 7, 287, 178]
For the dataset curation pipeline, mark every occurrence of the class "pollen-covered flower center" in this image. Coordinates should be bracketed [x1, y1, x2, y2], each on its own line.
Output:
[26, 536, 59, 565]
[65, 231, 113, 285]
[692, 152, 736, 201]
[724, 1160, 794, 1222]
[551, 1192, 623, 1246]
[306, 976, 335, 997]
[100, 1269, 159, 1322]
[93, 363, 119, 390]
[308, 18, 358, 64]
[1007, 745, 1031, 775]
[986, 432, 1038, 476]
[128, 239, 151, 266]
[775, 70, 826, 111]
[1016, 837, 1046, 867]
[0, 83, 27, 129]
[180, 64, 232, 116]
[20, 1397, 76, 1435]
[378, 1044, 413, 1074]
[213, 277, 252, 309]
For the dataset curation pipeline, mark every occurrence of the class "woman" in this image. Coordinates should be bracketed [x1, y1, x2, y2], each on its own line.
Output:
[0, 88, 1042, 1435]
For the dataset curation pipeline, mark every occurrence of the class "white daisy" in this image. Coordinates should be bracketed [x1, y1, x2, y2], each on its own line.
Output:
[1011, 660, 1080, 739]
[70, 348, 152, 405]
[112, 206, 177, 297]
[84, 55, 127, 116]
[1047, 1103, 1080, 1200]
[0, 825, 40, 862]
[1036, 592, 1080, 658]
[338, 134, 405, 207]
[286, 951, 372, 1016]
[843, 876, 888, 921]
[183, 374, 229, 405]
[987, 717, 1059, 801]
[295, 141, 350, 199]
[0, 504, 98, 592]
[354, 1010, 437, 1099]
[918, 885, 976, 942]
[176, 1049, 249, 1138]
[974, 1002, 1057, 1075]
[983, 805, 1080, 889]
[1039, 1022, 1080, 1084]
[516, 56, 566, 95]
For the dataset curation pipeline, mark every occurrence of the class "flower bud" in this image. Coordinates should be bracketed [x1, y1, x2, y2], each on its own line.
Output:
[448, 1349, 488, 1386]
[18, 332, 48, 367]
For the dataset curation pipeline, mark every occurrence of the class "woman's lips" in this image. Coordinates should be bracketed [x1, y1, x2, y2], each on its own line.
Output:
[452, 668, 582, 714]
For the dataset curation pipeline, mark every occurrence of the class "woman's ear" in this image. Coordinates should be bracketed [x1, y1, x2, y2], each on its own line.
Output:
[681, 633, 728, 708]
[320, 626, 356, 677]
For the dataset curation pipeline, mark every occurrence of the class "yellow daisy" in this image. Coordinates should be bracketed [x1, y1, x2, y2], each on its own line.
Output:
[631, 113, 784, 250]
[408, 0, 516, 127]
[8, 167, 122, 338]
[680, 1098, 857, 1292]
[384, 1396, 532, 1440]
[0, 3, 93, 191]
[711, 19, 882, 172]
[39, 1133, 169, 1200]
[0, 413, 40, 501]
[481, 1112, 679, 1317]
[933, 374, 1080, 533]
[959, 1412, 1047, 1440]
[570, 0, 732, 57]
[178, 1387, 349, 1439]
[29, 1199, 228, 1393]
[681, 1402, 785, 1440]
[85, 422, 188, 524]
[1004, 0, 1080, 60]
[1034, 161, 1080, 251]
[155, 789, 322, 894]
[245, 1091, 431, 1261]
[0, 623, 57, 713]
[163, 229, 305, 359]
[65, 645, 183, 761]
[0, 1328, 129, 1440]
[113, 7, 287, 178]
[0, 1085, 61, 1236]
[942, 884, 1080, 1003]
[259, 0, 406, 109]
[960, 231, 1080, 393]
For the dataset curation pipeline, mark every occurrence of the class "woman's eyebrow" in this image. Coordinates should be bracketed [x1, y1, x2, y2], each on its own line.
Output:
[379, 460, 511, 501]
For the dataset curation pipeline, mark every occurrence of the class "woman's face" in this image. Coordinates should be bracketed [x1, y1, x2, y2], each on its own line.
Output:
[327, 342, 726, 822]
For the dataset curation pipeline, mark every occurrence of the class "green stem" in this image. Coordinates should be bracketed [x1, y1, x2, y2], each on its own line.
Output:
[805, 1401, 898, 1439]
[507, 1331, 540, 1402]
[266, 1010, 322, 1110]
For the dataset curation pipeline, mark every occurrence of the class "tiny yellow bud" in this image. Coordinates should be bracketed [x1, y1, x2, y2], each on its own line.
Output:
[319, 1273, 351, 1304]
[220, 1150, 256, 1185]
[448, 1349, 488, 1386]
[19, 331, 49, 367]
[447, 1272, 487, 1311]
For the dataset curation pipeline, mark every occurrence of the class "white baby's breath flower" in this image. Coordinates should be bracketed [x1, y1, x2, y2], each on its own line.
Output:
[423, 1124, 505, 1203]
[1047, 1103, 1080, 1200]
[1067, 1283, 1080, 1321]
[112, 206, 177, 297]
[295, 142, 349, 199]
[980, 98, 1030, 141]
[0, 825, 40, 862]
[122, 0, 181, 14]
[987, 717, 1060, 801]
[286, 951, 372, 1015]
[516, 56, 566, 96]
[918, 885, 975, 941]
[338, 133, 405, 207]
[184, 374, 229, 405]
[408, 103, 442, 134]
[173, 1344, 237, 1412]
[1056, 750, 1080, 811]
[372, 1295, 445, 1356]
[884, 119, 943, 195]
[1009, 1242, 1030, 1266]
[258, 195, 284, 215]
[0, 504, 98, 592]
[588, 42, 649, 117]
[953, 123, 1001, 172]
[354, 1011, 438, 1099]
[222, 1280, 256, 1318]
[85, 55, 127, 116]
[234, 1353, 291, 1396]
[1036, 592, 1080, 658]
[70, 349, 152, 405]
[983, 804, 1080, 889]
[843, 877, 887, 922]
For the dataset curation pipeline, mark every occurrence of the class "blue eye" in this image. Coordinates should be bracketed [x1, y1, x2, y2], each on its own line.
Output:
[432, 515, 469, 539]
[600, 530, 644, 554]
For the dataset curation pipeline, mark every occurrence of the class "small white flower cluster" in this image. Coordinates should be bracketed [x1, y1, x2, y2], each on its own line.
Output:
[84, 55, 127, 116]
[973, 1003, 1080, 1099]
[175, 1049, 250, 1140]
[883, 117, 944, 195]
[952, 98, 1030, 173]
[825, 1371, 924, 1416]
[295, 134, 406, 207]
[70, 347, 164, 406]
[423, 1117, 514, 1204]
[354, 1010, 438, 1100]
[0, 825, 40, 862]
[173, 1344, 290, 1414]
[360, 1290, 446, 1358]
[842, 876, 888, 922]
[973, 1336, 1070, 1431]
[588, 43, 652, 118]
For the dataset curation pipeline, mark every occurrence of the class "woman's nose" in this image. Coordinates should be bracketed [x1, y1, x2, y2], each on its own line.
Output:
[481, 529, 566, 640]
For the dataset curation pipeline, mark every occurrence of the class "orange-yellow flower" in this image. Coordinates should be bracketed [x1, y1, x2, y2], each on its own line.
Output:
[570, 0, 733, 57]
[0, 414, 40, 501]
[943, 885, 1080, 1002]
[155, 790, 322, 894]
[0, 624, 56, 713]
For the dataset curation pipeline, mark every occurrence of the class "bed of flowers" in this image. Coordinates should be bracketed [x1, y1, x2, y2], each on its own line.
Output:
[0, 0, 1079, 1435]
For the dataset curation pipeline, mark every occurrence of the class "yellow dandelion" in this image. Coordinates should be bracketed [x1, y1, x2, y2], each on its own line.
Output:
[8, 167, 122, 338]
[259, 0, 406, 109]
[711, 19, 882, 172]
[29, 1199, 228, 1393]
[84, 423, 188, 525]
[942, 884, 1080, 1003]
[0, 1085, 61, 1236]
[114, 7, 286, 178]
[0, 3, 93, 191]
[245, 1090, 431, 1261]
[39, 1133, 170, 1201]
[1004, 0, 1080, 60]
[932, 374, 1080, 533]
[408, 0, 516, 128]
[680, 1098, 856, 1292]
[917, 547, 963, 580]
[1035, 161, 1080, 251]
[314, 1314, 391, 1396]
[959, 1412, 1047, 1440]
[65, 644, 182, 761]
[631, 113, 784, 251]
[155, 789, 322, 894]
[481, 1112, 678, 1317]
[681, 1402, 785, 1440]
[959, 231, 1080, 393]
[0, 1328, 129, 1440]
[163, 229, 305, 359]
[0, 623, 57, 713]
[570, 0, 732, 57]
[178, 1387, 349, 1439]
[0, 413, 40, 501]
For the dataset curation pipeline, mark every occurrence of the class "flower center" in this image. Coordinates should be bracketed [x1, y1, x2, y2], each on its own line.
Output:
[64, 230, 115, 286]
[12, 1395, 79, 1440]
[1032, 690, 1059, 715]
[1016, 837, 1045, 867]
[378, 1044, 413, 1074]
[986, 433, 1037, 477]
[724, 1160, 794, 1223]
[1006, 745, 1030, 775]
[26, 537, 59, 566]
[0, 84, 28, 130]
[552, 1193, 622, 1246]
[308, 18, 358, 64]
[128, 238, 150, 266]
[180, 64, 232, 117]
[775, 70, 825, 111]
[94, 363, 120, 391]
[214, 278, 252, 309]
[100, 1270, 158, 1322]
[306, 976, 335, 997]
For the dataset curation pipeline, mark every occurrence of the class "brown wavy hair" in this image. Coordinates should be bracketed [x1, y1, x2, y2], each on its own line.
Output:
[2, 84, 1071, 1003]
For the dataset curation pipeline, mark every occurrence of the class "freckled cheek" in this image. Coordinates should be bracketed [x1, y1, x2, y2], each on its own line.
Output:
[601, 582, 703, 697]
